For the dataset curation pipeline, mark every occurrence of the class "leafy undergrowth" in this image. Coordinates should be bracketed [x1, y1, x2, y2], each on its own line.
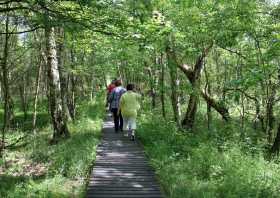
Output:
[137, 112, 280, 198]
[0, 96, 104, 198]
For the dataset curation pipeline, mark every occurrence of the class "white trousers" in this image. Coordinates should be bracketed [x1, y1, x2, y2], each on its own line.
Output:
[123, 117, 136, 130]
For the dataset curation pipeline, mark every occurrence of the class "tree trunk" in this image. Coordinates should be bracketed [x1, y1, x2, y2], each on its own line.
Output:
[201, 90, 230, 121]
[146, 60, 156, 109]
[1, 11, 10, 157]
[45, 25, 70, 143]
[147, 69, 156, 109]
[117, 63, 122, 81]
[70, 75, 76, 120]
[19, 75, 28, 121]
[266, 85, 276, 143]
[166, 43, 230, 129]
[182, 87, 198, 129]
[57, 28, 71, 122]
[166, 43, 207, 129]
[222, 59, 228, 102]
[181, 57, 203, 129]
[90, 74, 95, 101]
[204, 65, 212, 130]
[0, 80, 2, 103]
[239, 58, 245, 139]
[270, 123, 280, 155]
[166, 49, 181, 126]
[68, 49, 76, 120]
[102, 69, 107, 89]
[32, 55, 43, 134]
[240, 92, 245, 139]
[268, 60, 280, 155]
[253, 91, 265, 131]
[160, 53, 166, 118]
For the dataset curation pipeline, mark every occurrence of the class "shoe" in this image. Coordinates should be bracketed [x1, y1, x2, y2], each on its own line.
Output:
[131, 130, 135, 141]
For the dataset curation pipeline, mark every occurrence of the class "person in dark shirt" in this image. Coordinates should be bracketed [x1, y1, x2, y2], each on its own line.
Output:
[108, 79, 126, 132]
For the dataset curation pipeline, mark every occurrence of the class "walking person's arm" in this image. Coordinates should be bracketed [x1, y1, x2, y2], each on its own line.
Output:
[118, 95, 124, 116]
[108, 90, 115, 103]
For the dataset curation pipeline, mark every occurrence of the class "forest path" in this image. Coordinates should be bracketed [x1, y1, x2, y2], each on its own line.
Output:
[86, 113, 164, 198]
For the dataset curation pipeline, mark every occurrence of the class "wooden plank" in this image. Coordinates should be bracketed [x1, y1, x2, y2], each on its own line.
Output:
[87, 187, 160, 191]
[90, 176, 157, 180]
[87, 195, 163, 198]
[88, 192, 162, 196]
[96, 159, 149, 162]
[88, 189, 161, 193]
[91, 170, 156, 174]
[92, 168, 154, 171]
[94, 162, 149, 166]
[86, 115, 164, 198]
[88, 184, 161, 188]
[88, 181, 162, 188]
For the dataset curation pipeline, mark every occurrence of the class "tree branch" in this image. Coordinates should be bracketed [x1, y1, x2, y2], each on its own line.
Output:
[224, 88, 258, 102]
[193, 43, 213, 74]
[0, 6, 30, 13]
[200, 90, 230, 121]
[4, 135, 28, 149]
[0, 0, 26, 5]
[0, 26, 42, 34]
[166, 45, 194, 80]
[217, 45, 247, 59]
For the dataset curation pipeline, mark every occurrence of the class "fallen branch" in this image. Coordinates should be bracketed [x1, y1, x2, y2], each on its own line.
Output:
[200, 90, 230, 121]
[4, 135, 29, 149]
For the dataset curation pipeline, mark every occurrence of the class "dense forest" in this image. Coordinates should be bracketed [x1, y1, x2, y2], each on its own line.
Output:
[1, 0, 280, 197]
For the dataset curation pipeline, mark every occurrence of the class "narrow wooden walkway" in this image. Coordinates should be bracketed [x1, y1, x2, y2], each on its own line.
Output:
[86, 114, 164, 198]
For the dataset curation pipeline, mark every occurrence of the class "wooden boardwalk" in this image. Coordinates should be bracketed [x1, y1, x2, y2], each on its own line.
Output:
[86, 114, 164, 198]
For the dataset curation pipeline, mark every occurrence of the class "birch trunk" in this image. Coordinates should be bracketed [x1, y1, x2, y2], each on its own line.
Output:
[57, 28, 71, 122]
[45, 25, 69, 142]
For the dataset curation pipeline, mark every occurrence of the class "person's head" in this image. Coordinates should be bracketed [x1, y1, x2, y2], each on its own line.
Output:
[111, 78, 117, 84]
[126, 83, 135, 91]
[114, 79, 122, 87]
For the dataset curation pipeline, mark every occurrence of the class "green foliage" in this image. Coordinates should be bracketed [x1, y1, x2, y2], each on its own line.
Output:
[0, 96, 105, 198]
[137, 111, 280, 198]
[1, 0, 280, 197]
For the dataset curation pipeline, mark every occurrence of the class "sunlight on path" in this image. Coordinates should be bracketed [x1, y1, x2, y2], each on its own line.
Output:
[86, 114, 164, 198]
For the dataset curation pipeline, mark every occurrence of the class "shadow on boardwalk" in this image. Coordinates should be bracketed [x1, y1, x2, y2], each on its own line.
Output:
[86, 114, 164, 198]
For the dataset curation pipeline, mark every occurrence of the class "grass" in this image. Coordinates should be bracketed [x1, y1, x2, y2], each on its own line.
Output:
[2, 94, 279, 198]
[137, 104, 280, 198]
[0, 95, 105, 198]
